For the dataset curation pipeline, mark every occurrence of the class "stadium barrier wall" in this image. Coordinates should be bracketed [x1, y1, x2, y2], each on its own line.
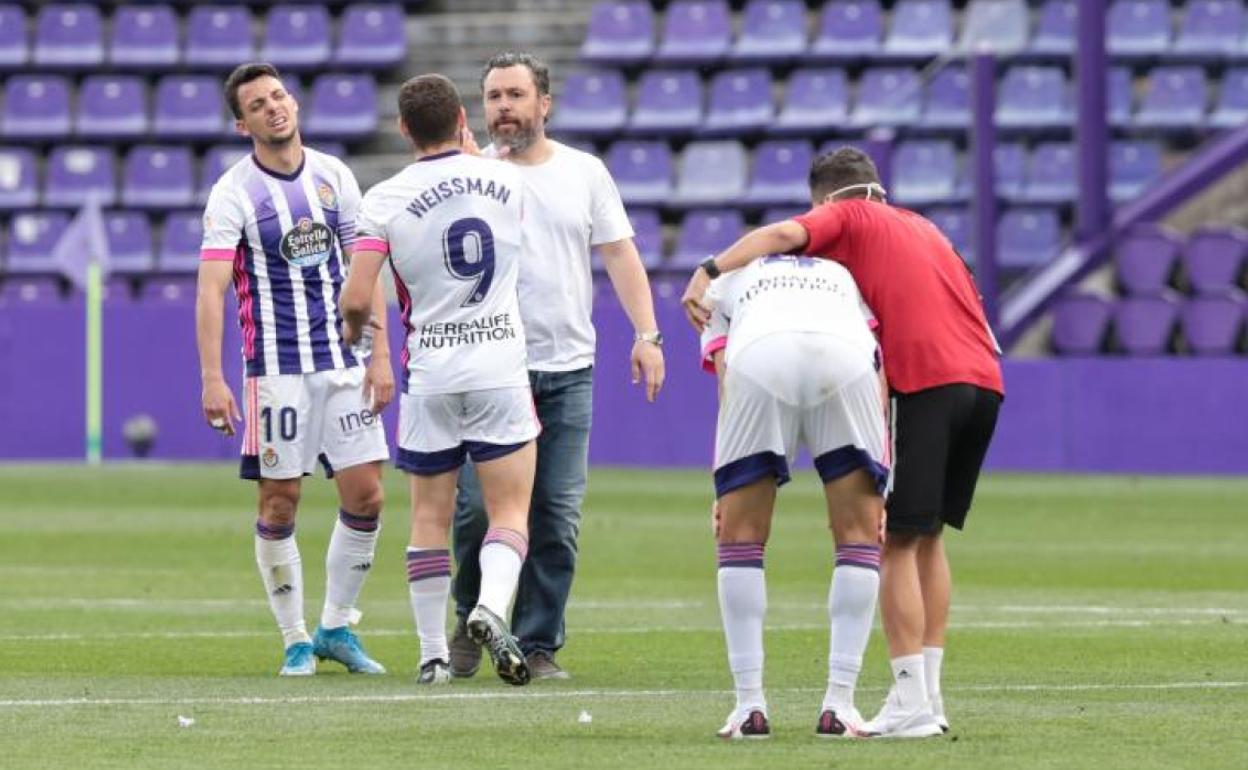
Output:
[1, 281, 1245, 474]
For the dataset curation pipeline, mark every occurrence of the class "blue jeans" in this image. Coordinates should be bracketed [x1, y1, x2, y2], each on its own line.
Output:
[452, 366, 593, 656]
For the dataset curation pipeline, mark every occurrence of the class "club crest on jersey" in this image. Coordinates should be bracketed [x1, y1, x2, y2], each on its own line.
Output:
[317, 183, 337, 209]
[262, 447, 280, 468]
[280, 217, 334, 267]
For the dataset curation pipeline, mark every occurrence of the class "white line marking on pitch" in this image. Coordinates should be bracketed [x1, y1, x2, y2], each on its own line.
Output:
[0, 681, 1243, 709]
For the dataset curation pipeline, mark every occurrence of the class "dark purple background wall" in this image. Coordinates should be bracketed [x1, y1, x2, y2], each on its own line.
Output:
[2, 279, 1245, 474]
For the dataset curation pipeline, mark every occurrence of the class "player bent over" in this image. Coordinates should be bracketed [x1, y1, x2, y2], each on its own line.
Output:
[699, 255, 889, 739]
[196, 63, 392, 677]
[341, 74, 537, 686]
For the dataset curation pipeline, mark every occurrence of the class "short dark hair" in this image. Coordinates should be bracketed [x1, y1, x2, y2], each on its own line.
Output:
[224, 62, 283, 119]
[480, 50, 551, 96]
[398, 74, 463, 148]
[808, 147, 883, 202]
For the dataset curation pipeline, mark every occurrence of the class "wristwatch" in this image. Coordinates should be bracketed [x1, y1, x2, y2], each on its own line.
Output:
[635, 330, 664, 346]
[698, 256, 722, 279]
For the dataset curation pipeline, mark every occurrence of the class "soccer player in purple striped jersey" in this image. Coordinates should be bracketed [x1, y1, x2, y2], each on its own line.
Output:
[195, 63, 393, 677]
[698, 255, 892, 740]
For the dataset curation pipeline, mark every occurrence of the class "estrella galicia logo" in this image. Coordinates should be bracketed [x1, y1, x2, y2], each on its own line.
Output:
[280, 217, 334, 267]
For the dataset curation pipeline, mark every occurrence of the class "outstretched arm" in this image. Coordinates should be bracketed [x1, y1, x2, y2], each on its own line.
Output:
[680, 220, 809, 331]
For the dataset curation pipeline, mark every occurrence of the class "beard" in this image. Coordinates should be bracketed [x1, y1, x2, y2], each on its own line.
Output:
[257, 125, 298, 147]
[488, 117, 538, 156]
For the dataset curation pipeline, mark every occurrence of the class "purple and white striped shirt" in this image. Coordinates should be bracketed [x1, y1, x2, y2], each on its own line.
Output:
[200, 147, 362, 377]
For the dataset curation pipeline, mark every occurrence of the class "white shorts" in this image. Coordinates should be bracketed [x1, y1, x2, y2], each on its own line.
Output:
[240, 367, 389, 480]
[396, 386, 540, 476]
[713, 332, 891, 498]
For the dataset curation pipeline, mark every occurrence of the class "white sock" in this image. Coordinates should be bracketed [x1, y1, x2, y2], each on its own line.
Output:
[406, 548, 451, 665]
[321, 511, 380, 629]
[824, 555, 881, 711]
[477, 528, 527, 618]
[890, 654, 929, 710]
[717, 542, 767, 713]
[923, 646, 944, 698]
[254, 529, 309, 648]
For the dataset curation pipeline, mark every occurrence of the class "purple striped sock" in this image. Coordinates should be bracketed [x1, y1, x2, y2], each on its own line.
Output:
[406, 548, 451, 583]
[255, 520, 294, 540]
[483, 527, 528, 561]
[339, 508, 379, 533]
[835, 543, 881, 572]
[717, 542, 765, 569]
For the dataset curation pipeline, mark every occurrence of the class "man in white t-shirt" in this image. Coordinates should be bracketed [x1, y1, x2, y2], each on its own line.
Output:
[341, 74, 540, 687]
[449, 51, 666, 680]
[699, 255, 890, 740]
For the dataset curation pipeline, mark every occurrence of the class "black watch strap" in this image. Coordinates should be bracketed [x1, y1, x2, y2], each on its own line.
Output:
[699, 256, 722, 279]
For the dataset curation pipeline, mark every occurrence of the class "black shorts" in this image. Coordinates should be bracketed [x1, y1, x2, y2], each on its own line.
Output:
[887, 383, 1001, 535]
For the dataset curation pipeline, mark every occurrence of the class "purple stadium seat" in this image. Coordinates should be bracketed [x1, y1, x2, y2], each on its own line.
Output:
[921, 64, 968, 130]
[744, 140, 813, 207]
[997, 207, 1060, 269]
[1023, 141, 1076, 204]
[996, 66, 1071, 131]
[762, 206, 807, 224]
[158, 211, 206, 272]
[773, 68, 849, 136]
[1115, 224, 1182, 296]
[1030, 0, 1076, 56]
[263, 5, 331, 71]
[628, 70, 703, 136]
[1181, 292, 1246, 355]
[140, 276, 198, 303]
[627, 208, 664, 269]
[1109, 140, 1163, 203]
[581, 1, 654, 66]
[0, 277, 64, 304]
[0, 4, 29, 68]
[1113, 294, 1181, 355]
[812, 0, 883, 61]
[925, 206, 973, 264]
[1173, 0, 1242, 58]
[957, 141, 1027, 201]
[891, 140, 958, 206]
[76, 76, 149, 140]
[1184, 226, 1248, 294]
[959, 0, 1028, 54]
[606, 140, 673, 206]
[44, 146, 116, 208]
[671, 209, 744, 267]
[674, 140, 748, 206]
[123, 146, 195, 210]
[33, 4, 103, 69]
[0, 146, 38, 209]
[1107, 0, 1171, 58]
[198, 144, 252, 203]
[1051, 293, 1113, 355]
[154, 76, 225, 140]
[5, 212, 70, 274]
[1108, 67, 1132, 128]
[1135, 67, 1208, 130]
[1210, 67, 1248, 129]
[185, 6, 254, 69]
[548, 71, 627, 137]
[105, 211, 155, 273]
[304, 74, 378, 140]
[335, 3, 406, 70]
[883, 0, 953, 59]
[731, 0, 807, 63]
[109, 6, 178, 69]
[654, 0, 731, 65]
[851, 67, 922, 127]
[702, 69, 774, 137]
[1, 75, 71, 139]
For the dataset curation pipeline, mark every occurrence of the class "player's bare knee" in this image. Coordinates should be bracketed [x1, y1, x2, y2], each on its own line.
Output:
[344, 481, 384, 519]
[258, 481, 300, 527]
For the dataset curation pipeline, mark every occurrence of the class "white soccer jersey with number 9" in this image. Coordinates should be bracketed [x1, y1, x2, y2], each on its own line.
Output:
[355, 151, 528, 396]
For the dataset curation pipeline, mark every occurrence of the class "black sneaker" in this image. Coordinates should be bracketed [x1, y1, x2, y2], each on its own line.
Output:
[416, 658, 451, 685]
[525, 651, 571, 680]
[466, 605, 530, 686]
[716, 708, 770, 740]
[448, 616, 481, 679]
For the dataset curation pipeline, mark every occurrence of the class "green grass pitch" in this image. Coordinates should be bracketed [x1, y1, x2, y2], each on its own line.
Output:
[0, 465, 1245, 769]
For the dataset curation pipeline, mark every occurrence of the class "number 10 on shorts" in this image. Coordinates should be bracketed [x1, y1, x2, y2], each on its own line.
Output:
[261, 406, 298, 442]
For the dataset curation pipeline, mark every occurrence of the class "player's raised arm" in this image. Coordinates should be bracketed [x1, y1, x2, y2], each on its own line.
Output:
[680, 220, 809, 331]
[196, 258, 241, 436]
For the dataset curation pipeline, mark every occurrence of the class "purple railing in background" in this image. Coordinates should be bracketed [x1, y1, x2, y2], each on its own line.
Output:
[2, 283, 1245, 475]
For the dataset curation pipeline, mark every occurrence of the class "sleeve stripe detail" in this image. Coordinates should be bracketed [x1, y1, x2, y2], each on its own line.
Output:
[200, 248, 236, 262]
[701, 336, 728, 374]
[354, 236, 389, 256]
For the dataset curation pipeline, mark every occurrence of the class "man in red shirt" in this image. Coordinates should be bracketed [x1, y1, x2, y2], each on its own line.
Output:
[682, 147, 1003, 738]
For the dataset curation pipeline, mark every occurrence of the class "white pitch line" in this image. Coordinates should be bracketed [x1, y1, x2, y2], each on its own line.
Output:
[0, 616, 1239, 643]
[0, 681, 1243, 709]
